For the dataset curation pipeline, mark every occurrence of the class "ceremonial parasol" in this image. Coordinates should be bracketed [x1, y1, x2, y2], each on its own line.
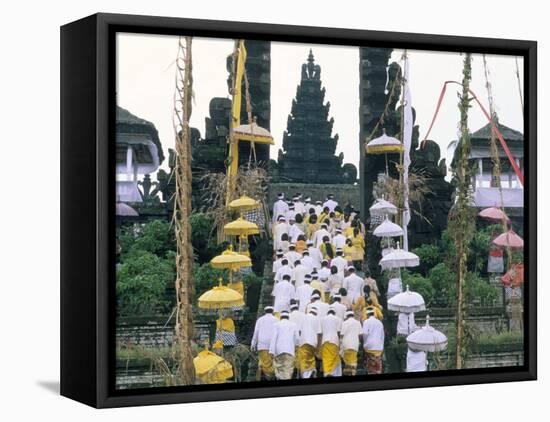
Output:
[224, 217, 260, 255]
[369, 197, 398, 217]
[387, 285, 426, 313]
[233, 122, 274, 145]
[198, 279, 245, 310]
[478, 206, 509, 223]
[406, 315, 448, 352]
[492, 229, 524, 249]
[210, 247, 251, 295]
[373, 216, 404, 248]
[193, 346, 234, 384]
[228, 194, 260, 215]
[379, 242, 420, 271]
[116, 202, 138, 217]
[366, 129, 404, 174]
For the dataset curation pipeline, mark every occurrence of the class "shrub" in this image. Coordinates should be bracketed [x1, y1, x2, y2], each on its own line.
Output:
[413, 243, 443, 276]
[401, 270, 435, 306]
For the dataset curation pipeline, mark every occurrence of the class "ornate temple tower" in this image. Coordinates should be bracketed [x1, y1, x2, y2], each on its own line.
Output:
[275, 50, 357, 184]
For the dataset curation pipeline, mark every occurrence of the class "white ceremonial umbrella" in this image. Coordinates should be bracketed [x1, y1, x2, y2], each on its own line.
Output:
[374, 216, 404, 248]
[369, 196, 398, 217]
[387, 285, 426, 313]
[116, 202, 139, 217]
[406, 315, 448, 352]
[379, 242, 419, 271]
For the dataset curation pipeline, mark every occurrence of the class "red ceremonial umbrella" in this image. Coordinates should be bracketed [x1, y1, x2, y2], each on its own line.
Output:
[478, 207, 509, 223]
[492, 230, 524, 249]
[501, 263, 524, 288]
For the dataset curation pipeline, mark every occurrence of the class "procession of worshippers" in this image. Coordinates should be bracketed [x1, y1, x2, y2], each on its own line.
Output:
[247, 192, 423, 381]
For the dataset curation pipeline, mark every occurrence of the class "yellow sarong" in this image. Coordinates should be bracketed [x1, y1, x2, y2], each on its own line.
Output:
[258, 350, 274, 378]
[297, 344, 316, 373]
[343, 349, 358, 366]
[321, 342, 340, 375]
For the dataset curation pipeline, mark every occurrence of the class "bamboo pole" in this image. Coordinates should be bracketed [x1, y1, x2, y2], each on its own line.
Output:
[450, 53, 475, 370]
[173, 36, 195, 385]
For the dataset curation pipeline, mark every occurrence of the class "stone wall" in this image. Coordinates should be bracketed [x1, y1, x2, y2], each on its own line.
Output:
[268, 182, 360, 209]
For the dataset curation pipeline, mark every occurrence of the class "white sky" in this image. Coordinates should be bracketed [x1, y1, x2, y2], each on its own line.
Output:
[116, 33, 524, 176]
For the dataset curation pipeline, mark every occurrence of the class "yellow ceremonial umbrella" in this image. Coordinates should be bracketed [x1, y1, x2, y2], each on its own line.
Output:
[210, 247, 251, 295]
[228, 194, 260, 218]
[197, 279, 245, 310]
[193, 346, 234, 384]
[232, 122, 274, 145]
[366, 129, 404, 175]
[223, 217, 259, 255]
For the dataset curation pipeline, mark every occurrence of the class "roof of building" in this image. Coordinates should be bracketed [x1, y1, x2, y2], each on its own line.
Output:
[116, 106, 164, 164]
[471, 121, 523, 142]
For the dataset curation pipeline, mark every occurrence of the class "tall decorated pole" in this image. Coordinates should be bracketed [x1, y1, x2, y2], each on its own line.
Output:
[448, 53, 475, 369]
[401, 51, 413, 251]
[173, 36, 195, 384]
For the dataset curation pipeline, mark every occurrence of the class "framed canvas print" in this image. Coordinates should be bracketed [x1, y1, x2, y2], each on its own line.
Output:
[60, 13, 537, 408]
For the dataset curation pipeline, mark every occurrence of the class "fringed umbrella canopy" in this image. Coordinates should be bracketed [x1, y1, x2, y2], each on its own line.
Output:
[387, 285, 426, 313]
[193, 347, 234, 383]
[116, 202, 139, 217]
[228, 194, 260, 213]
[379, 243, 420, 270]
[373, 217, 404, 238]
[366, 130, 404, 154]
[492, 229, 524, 249]
[210, 247, 252, 270]
[406, 316, 448, 352]
[223, 217, 260, 236]
[501, 263, 524, 288]
[233, 122, 274, 145]
[369, 198, 398, 217]
[478, 206, 509, 222]
[198, 282, 245, 310]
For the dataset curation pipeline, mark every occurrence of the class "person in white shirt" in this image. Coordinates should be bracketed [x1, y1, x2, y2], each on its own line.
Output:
[289, 303, 306, 331]
[296, 276, 314, 313]
[285, 203, 296, 223]
[272, 274, 295, 314]
[273, 216, 289, 252]
[272, 250, 285, 274]
[313, 223, 331, 248]
[397, 312, 418, 336]
[314, 200, 324, 216]
[332, 228, 347, 250]
[362, 308, 385, 374]
[323, 194, 338, 213]
[284, 244, 301, 267]
[330, 294, 347, 320]
[269, 311, 300, 380]
[317, 260, 331, 281]
[340, 310, 363, 375]
[288, 217, 305, 243]
[297, 308, 321, 378]
[304, 197, 316, 215]
[307, 240, 323, 270]
[272, 193, 289, 224]
[320, 307, 342, 377]
[274, 259, 292, 283]
[300, 250, 315, 274]
[251, 306, 278, 380]
[306, 293, 329, 318]
[343, 266, 365, 304]
[292, 260, 308, 289]
[331, 249, 348, 276]
[293, 196, 306, 216]
[406, 348, 428, 372]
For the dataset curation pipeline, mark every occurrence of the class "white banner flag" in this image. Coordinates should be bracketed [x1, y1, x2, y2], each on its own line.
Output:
[402, 52, 413, 251]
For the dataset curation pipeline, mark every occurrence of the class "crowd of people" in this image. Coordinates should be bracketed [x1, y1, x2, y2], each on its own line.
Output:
[250, 192, 391, 380]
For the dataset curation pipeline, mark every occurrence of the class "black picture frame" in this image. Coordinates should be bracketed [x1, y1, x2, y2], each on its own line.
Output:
[60, 12, 537, 408]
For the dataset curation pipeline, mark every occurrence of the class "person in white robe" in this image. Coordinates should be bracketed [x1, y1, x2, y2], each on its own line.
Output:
[320, 307, 342, 376]
[288, 218, 304, 243]
[304, 197, 316, 215]
[269, 311, 300, 380]
[251, 306, 279, 379]
[314, 200, 324, 216]
[272, 193, 289, 224]
[313, 224, 332, 248]
[300, 250, 315, 274]
[293, 196, 306, 216]
[274, 259, 292, 283]
[273, 216, 289, 252]
[289, 303, 306, 330]
[284, 245, 301, 268]
[291, 260, 308, 289]
[343, 266, 365, 304]
[330, 294, 347, 320]
[296, 276, 314, 313]
[272, 250, 285, 274]
[272, 275, 296, 314]
[331, 249, 348, 276]
[332, 228, 347, 250]
[397, 312, 418, 336]
[406, 348, 428, 372]
[307, 240, 323, 270]
[306, 293, 329, 318]
[362, 309, 385, 374]
[327, 265, 344, 297]
[297, 308, 321, 378]
[285, 203, 296, 223]
[322, 194, 338, 213]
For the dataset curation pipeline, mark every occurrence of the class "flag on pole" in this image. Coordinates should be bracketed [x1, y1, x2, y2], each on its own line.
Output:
[402, 52, 413, 251]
